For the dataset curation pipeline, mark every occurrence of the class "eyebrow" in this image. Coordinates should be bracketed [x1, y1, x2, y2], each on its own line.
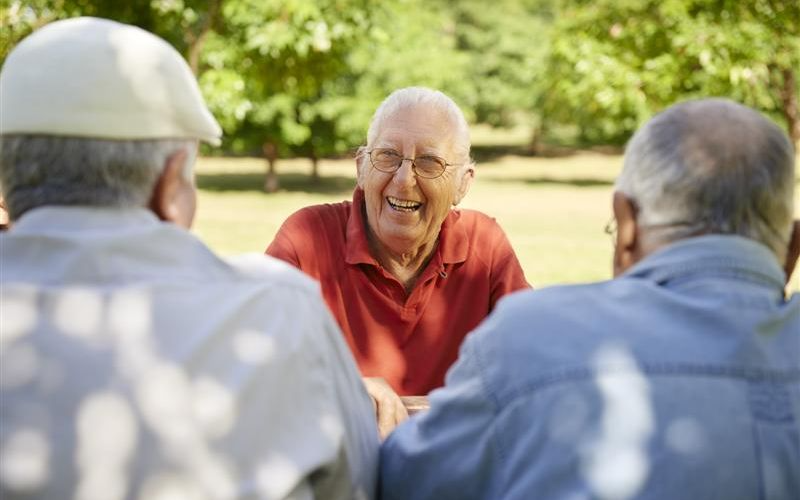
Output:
[374, 141, 447, 156]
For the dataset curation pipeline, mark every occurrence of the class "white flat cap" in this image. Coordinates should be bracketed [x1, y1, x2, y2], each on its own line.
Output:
[0, 17, 222, 145]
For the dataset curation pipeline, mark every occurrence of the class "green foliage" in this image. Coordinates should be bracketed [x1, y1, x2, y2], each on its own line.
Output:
[335, 0, 473, 142]
[541, 0, 800, 144]
[3, 0, 797, 155]
[2, 1, 73, 60]
[446, 0, 555, 128]
[199, 0, 376, 159]
[1, 0, 216, 58]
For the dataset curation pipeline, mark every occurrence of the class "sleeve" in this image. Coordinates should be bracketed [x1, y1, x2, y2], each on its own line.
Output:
[489, 222, 530, 309]
[221, 257, 378, 499]
[311, 294, 380, 500]
[265, 212, 306, 268]
[380, 328, 502, 500]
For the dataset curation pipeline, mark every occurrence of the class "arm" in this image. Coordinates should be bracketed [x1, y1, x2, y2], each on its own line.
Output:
[310, 292, 380, 499]
[380, 330, 501, 500]
[265, 216, 304, 268]
[363, 377, 408, 440]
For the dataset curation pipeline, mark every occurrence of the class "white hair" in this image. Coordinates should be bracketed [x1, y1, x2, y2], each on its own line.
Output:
[365, 87, 473, 170]
[616, 98, 795, 260]
[0, 135, 197, 220]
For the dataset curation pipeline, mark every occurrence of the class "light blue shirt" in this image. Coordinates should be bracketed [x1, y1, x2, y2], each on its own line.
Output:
[381, 235, 800, 500]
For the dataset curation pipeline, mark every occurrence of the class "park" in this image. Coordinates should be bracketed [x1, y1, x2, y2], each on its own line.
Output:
[1, 2, 799, 498]
[192, 141, 800, 291]
[6, 0, 796, 288]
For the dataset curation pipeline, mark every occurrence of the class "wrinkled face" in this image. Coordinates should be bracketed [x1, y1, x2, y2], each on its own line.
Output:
[357, 105, 473, 255]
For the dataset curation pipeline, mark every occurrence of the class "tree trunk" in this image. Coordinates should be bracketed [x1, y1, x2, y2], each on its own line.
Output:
[529, 122, 543, 156]
[263, 142, 279, 193]
[186, 0, 221, 75]
[310, 151, 320, 183]
[779, 67, 800, 146]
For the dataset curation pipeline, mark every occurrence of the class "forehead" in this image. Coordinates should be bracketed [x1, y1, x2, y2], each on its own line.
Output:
[374, 105, 456, 150]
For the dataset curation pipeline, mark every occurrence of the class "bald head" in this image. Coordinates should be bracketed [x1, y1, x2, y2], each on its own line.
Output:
[366, 87, 473, 169]
[616, 98, 796, 260]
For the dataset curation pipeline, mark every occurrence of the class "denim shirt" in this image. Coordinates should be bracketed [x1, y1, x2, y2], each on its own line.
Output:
[381, 236, 799, 500]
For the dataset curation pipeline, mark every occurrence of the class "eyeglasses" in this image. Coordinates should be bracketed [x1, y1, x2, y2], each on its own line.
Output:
[604, 217, 617, 244]
[366, 148, 457, 179]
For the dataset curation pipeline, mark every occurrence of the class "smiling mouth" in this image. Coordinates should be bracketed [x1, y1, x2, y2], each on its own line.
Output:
[386, 196, 422, 212]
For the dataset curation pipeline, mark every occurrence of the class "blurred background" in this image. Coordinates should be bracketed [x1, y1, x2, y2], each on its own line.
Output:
[2, 0, 799, 290]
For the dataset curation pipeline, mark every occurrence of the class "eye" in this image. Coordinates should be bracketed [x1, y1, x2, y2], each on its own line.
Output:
[416, 155, 446, 172]
[374, 149, 401, 161]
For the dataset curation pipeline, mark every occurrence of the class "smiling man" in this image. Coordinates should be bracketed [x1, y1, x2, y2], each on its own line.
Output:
[266, 87, 529, 437]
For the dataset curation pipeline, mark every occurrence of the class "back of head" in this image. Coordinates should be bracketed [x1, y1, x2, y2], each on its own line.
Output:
[0, 17, 221, 220]
[366, 87, 473, 167]
[616, 98, 796, 260]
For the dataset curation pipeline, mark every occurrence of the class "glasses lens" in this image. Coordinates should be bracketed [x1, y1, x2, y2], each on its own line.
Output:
[604, 218, 617, 242]
[370, 149, 402, 172]
[414, 156, 446, 178]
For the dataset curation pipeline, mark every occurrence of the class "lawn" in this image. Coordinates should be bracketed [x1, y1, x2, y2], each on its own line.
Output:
[192, 152, 800, 292]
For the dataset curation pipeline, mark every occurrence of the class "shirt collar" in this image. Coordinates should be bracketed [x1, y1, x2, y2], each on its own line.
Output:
[623, 234, 786, 290]
[345, 187, 469, 266]
[9, 206, 160, 235]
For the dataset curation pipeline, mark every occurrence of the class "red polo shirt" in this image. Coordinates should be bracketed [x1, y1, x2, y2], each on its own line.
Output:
[266, 188, 529, 395]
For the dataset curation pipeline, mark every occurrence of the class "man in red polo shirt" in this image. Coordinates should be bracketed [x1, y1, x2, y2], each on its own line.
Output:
[267, 87, 529, 436]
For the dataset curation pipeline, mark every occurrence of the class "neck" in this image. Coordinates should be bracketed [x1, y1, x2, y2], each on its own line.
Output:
[367, 230, 439, 292]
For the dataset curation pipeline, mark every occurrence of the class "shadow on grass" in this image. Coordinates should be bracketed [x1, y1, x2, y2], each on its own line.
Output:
[471, 144, 624, 163]
[487, 176, 614, 187]
[471, 145, 531, 162]
[197, 172, 356, 195]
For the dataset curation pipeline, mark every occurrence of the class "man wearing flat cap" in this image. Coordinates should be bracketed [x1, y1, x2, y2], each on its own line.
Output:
[0, 17, 377, 500]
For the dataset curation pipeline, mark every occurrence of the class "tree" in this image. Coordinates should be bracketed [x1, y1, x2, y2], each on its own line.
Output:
[199, 0, 378, 191]
[2, 0, 380, 191]
[540, 0, 800, 145]
[287, 0, 476, 175]
[1, 0, 221, 70]
[446, 0, 555, 134]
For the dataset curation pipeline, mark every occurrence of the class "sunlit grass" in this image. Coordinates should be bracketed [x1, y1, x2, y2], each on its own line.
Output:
[192, 153, 800, 292]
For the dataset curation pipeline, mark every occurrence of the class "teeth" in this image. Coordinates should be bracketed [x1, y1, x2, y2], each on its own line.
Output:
[387, 196, 422, 211]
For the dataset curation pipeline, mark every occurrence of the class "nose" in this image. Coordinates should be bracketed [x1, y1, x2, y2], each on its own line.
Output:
[392, 158, 417, 187]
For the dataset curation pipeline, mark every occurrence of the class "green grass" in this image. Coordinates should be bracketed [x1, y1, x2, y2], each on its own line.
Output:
[193, 153, 800, 292]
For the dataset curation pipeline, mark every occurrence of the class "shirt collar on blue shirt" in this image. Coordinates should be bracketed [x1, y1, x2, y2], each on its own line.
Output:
[623, 235, 786, 291]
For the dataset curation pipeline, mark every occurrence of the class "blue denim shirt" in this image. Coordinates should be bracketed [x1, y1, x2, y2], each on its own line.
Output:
[381, 236, 800, 500]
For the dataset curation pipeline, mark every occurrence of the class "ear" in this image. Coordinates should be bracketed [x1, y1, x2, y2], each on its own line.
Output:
[148, 148, 196, 229]
[453, 166, 474, 206]
[612, 192, 641, 277]
[0, 195, 10, 230]
[784, 220, 800, 285]
[356, 148, 368, 189]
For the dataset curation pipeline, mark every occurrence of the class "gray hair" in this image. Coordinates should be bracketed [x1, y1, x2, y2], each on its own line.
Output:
[616, 98, 796, 259]
[365, 87, 473, 170]
[0, 135, 197, 221]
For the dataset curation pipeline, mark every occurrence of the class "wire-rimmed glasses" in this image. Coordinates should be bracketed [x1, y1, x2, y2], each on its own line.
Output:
[367, 148, 457, 179]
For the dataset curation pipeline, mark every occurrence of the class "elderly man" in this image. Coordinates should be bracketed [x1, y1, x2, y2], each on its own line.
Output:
[0, 17, 377, 499]
[266, 87, 529, 436]
[381, 99, 800, 499]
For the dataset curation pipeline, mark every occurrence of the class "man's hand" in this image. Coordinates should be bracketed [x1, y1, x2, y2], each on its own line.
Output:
[363, 377, 409, 439]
